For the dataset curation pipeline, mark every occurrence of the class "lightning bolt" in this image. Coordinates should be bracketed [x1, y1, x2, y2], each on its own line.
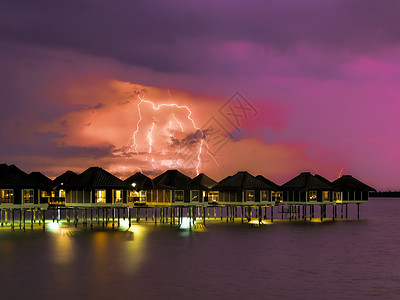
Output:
[147, 121, 155, 153]
[130, 95, 216, 175]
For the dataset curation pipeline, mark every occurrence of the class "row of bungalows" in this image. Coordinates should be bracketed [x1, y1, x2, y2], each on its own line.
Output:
[0, 164, 376, 209]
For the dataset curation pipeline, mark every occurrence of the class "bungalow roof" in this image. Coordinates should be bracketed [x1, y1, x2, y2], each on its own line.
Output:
[153, 169, 192, 189]
[124, 172, 154, 190]
[214, 171, 274, 190]
[332, 175, 376, 192]
[65, 167, 129, 189]
[28, 172, 53, 190]
[281, 172, 332, 191]
[52, 171, 78, 189]
[190, 173, 217, 190]
[0, 164, 39, 188]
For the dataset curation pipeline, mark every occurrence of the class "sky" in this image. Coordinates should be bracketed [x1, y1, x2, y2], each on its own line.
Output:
[1, 0, 399, 190]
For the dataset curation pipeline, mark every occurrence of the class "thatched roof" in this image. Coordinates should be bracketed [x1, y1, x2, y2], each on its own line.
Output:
[153, 169, 191, 189]
[190, 173, 217, 190]
[28, 172, 53, 190]
[65, 167, 129, 190]
[255, 175, 280, 190]
[213, 171, 274, 191]
[281, 172, 332, 191]
[0, 164, 38, 188]
[52, 171, 78, 189]
[332, 175, 376, 192]
[124, 172, 154, 190]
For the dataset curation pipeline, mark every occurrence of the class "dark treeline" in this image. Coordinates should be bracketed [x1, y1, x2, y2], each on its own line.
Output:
[370, 191, 400, 198]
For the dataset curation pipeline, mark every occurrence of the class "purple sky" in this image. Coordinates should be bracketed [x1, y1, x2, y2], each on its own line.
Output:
[1, 0, 399, 189]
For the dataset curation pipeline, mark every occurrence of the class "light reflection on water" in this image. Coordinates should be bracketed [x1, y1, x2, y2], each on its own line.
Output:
[0, 199, 399, 299]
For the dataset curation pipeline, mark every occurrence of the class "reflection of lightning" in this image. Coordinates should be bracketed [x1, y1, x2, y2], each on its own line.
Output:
[130, 96, 216, 175]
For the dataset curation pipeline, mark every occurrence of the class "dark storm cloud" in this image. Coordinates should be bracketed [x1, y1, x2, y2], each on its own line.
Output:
[1, 0, 400, 73]
[0, 132, 115, 159]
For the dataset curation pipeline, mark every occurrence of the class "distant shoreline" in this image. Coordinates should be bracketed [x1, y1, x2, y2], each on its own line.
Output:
[370, 192, 400, 198]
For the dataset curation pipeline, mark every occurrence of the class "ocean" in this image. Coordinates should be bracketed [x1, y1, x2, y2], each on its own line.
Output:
[0, 198, 398, 299]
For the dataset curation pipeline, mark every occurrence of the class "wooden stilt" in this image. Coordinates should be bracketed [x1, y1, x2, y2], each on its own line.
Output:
[42, 209, 46, 230]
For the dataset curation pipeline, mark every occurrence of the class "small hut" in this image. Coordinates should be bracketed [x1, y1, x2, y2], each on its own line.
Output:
[28, 172, 54, 205]
[151, 170, 192, 205]
[52, 171, 78, 206]
[281, 172, 333, 203]
[332, 175, 375, 203]
[0, 164, 46, 208]
[256, 175, 282, 203]
[190, 173, 217, 203]
[64, 167, 130, 207]
[124, 172, 153, 205]
[213, 171, 276, 204]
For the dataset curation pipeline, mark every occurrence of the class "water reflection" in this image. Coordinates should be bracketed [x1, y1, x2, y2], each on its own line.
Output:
[50, 222, 74, 264]
[123, 225, 147, 274]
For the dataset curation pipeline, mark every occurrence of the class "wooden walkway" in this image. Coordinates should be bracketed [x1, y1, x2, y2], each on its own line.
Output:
[0, 202, 363, 230]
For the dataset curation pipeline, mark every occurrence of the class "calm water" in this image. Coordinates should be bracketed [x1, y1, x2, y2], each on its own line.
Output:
[0, 198, 399, 299]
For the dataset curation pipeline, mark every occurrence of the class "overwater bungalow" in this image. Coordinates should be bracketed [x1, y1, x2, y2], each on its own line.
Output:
[256, 175, 282, 204]
[332, 175, 376, 203]
[281, 172, 333, 204]
[28, 172, 54, 205]
[124, 172, 153, 205]
[190, 173, 218, 203]
[64, 167, 130, 207]
[150, 170, 192, 205]
[52, 171, 78, 206]
[213, 171, 277, 205]
[0, 164, 47, 209]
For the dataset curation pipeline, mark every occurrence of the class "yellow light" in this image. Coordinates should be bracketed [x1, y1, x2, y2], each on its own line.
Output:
[48, 221, 60, 232]
[132, 183, 136, 188]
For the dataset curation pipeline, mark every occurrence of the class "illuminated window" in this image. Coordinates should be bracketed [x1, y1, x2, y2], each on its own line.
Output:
[334, 192, 342, 202]
[261, 190, 269, 201]
[208, 191, 219, 202]
[245, 190, 255, 201]
[41, 191, 50, 197]
[59, 190, 65, 198]
[272, 191, 282, 202]
[23, 189, 34, 204]
[96, 190, 106, 203]
[114, 190, 123, 203]
[190, 190, 199, 202]
[1, 189, 13, 203]
[323, 191, 330, 201]
[175, 190, 184, 202]
[309, 191, 317, 201]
